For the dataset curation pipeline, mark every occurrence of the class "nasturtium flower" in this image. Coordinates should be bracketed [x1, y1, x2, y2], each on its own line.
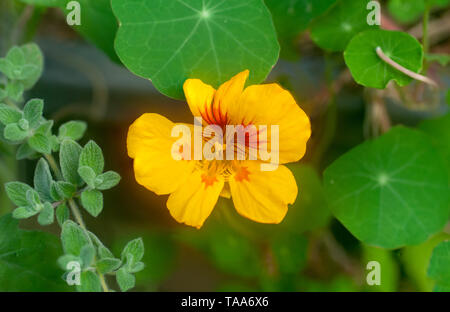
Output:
[127, 70, 311, 229]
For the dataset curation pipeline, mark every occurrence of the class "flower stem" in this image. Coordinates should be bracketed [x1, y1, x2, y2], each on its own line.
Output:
[375, 47, 437, 87]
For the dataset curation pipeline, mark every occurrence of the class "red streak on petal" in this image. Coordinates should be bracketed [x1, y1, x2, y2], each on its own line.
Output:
[234, 166, 250, 182]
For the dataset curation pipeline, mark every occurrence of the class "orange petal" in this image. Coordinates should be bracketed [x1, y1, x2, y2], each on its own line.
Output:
[228, 83, 311, 164]
[229, 161, 297, 224]
[167, 169, 224, 229]
[127, 113, 195, 195]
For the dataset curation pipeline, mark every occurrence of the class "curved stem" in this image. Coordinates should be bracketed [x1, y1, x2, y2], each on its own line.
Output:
[375, 47, 438, 88]
[44, 154, 63, 180]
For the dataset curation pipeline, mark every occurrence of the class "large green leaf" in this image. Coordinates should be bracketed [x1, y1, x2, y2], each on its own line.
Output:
[344, 30, 423, 89]
[310, 0, 378, 52]
[0, 213, 68, 291]
[324, 126, 450, 249]
[62, 0, 120, 62]
[427, 240, 450, 291]
[111, 0, 280, 99]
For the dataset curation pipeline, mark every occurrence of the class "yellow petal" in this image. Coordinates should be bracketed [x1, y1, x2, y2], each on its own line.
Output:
[127, 113, 195, 195]
[212, 70, 249, 125]
[229, 161, 297, 224]
[228, 83, 311, 164]
[183, 78, 216, 124]
[167, 169, 224, 229]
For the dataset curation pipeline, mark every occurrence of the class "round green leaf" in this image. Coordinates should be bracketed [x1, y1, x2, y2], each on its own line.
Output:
[111, 0, 280, 99]
[344, 29, 424, 89]
[310, 0, 378, 52]
[324, 126, 450, 249]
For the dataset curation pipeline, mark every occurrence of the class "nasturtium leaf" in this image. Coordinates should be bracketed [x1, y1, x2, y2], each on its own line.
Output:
[61, 220, 91, 256]
[0, 214, 68, 291]
[111, 0, 280, 99]
[427, 241, 450, 291]
[60, 139, 83, 185]
[324, 126, 450, 249]
[264, 0, 337, 58]
[310, 0, 378, 52]
[344, 30, 423, 89]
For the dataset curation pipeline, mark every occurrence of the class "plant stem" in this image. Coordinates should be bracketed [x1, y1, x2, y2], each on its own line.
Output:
[46, 153, 109, 292]
[375, 47, 437, 87]
[422, 2, 431, 73]
[422, 3, 430, 56]
[44, 154, 63, 180]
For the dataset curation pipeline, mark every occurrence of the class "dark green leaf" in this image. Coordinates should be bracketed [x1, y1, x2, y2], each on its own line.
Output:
[0, 214, 69, 291]
[310, 0, 377, 52]
[111, 0, 280, 99]
[344, 30, 423, 89]
[324, 126, 450, 249]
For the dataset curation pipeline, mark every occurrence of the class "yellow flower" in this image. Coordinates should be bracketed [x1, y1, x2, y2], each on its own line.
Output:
[127, 70, 311, 229]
